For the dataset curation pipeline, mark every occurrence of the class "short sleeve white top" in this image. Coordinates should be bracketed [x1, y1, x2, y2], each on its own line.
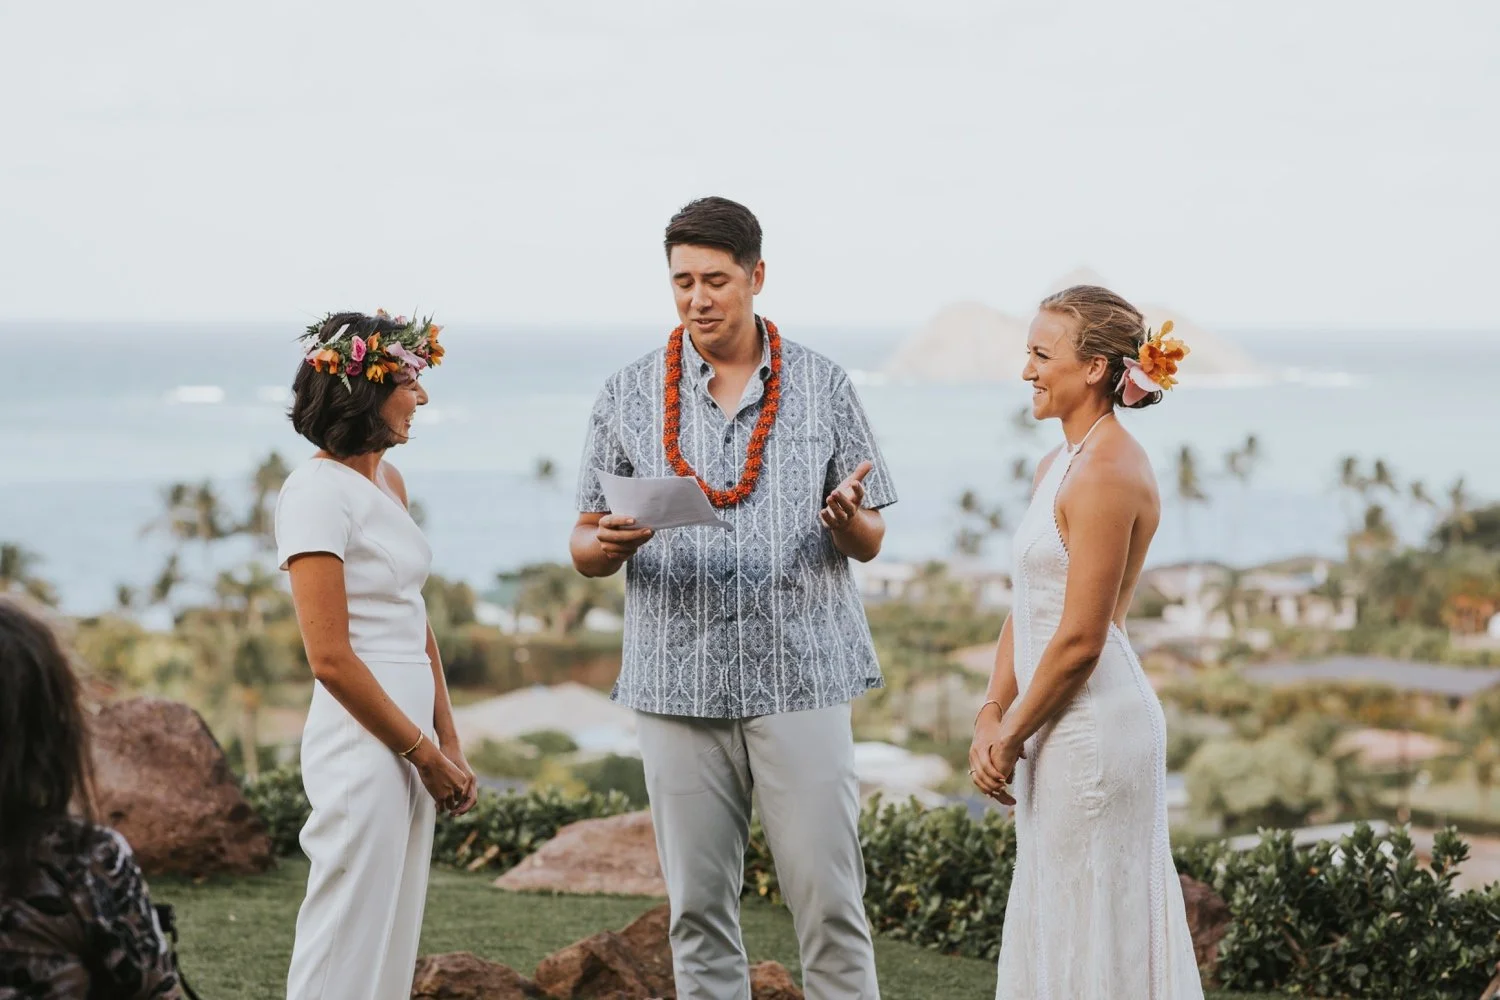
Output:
[275, 458, 433, 664]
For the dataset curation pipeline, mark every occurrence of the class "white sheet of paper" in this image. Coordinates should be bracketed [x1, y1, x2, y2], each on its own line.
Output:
[595, 469, 731, 531]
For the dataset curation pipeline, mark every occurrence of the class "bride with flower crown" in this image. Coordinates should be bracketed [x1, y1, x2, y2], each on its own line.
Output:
[968, 285, 1205, 999]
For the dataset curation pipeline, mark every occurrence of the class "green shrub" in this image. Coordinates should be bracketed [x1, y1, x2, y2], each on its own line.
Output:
[467, 738, 545, 780]
[244, 765, 631, 873]
[743, 797, 1017, 960]
[432, 783, 633, 872]
[517, 729, 581, 755]
[248, 768, 1500, 994]
[1181, 824, 1500, 998]
[568, 753, 649, 808]
[242, 765, 312, 856]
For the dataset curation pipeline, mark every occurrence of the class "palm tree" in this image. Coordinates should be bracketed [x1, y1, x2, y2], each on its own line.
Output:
[1347, 504, 1398, 561]
[1223, 435, 1262, 566]
[1334, 455, 1367, 537]
[1369, 458, 1398, 495]
[1211, 567, 1251, 634]
[953, 490, 1005, 558]
[1439, 477, 1476, 549]
[215, 563, 285, 778]
[0, 543, 58, 606]
[242, 452, 291, 552]
[500, 563, 622, 636]
[1407, 479, 1438, 543]
[1174, 446, 1211, 604]
[150, 553, 186, 619]
[115, 584, 138, 618]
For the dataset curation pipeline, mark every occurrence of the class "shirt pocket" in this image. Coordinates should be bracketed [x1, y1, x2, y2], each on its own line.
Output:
[772, 431, 836, 501]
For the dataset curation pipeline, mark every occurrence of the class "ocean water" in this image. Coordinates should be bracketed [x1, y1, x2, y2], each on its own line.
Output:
[5, 321, 1496, 614]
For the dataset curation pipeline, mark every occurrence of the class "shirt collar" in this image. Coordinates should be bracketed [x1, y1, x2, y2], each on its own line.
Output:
[681, 317, 773, 386]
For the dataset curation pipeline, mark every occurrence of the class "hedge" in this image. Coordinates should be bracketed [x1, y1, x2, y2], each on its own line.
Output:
[245, 771, 1500, 997]
[243, 766, 632, 872]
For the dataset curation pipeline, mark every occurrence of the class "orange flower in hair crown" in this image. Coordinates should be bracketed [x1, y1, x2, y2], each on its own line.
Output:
[300, 310, 445, 392]
[1118, 320, 1190, 405]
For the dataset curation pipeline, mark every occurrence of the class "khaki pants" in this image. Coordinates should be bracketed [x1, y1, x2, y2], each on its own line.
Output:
[635, 703, 880, 1000]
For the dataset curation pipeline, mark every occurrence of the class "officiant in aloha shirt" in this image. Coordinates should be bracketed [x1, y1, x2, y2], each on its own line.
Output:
[569, 196, 896, 1000]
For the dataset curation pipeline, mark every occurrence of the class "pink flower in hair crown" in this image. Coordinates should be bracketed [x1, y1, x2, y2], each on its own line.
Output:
[386, 341, 428, 373]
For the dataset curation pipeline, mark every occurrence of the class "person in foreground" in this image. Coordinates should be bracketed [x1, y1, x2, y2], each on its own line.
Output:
[277, 311, 477, 1000]
[0, 597, 184, 999]
[571, 197, 895, 999]
[969, 285, 1204, 1000]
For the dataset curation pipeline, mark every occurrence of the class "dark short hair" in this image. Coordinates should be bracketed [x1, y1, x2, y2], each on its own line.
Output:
[289, 311, 406, 457]
[664, 196, 763, 274]
[0, 598, 95, 893]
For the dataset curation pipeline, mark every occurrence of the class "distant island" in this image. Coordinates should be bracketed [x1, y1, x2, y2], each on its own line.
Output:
[883, 269, 1265, 384]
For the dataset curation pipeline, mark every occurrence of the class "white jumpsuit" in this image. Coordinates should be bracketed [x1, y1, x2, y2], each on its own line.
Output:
[276, 458, 437, 1000]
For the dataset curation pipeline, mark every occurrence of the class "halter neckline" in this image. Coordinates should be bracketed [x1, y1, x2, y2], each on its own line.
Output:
[1065, 413, 1112, 454]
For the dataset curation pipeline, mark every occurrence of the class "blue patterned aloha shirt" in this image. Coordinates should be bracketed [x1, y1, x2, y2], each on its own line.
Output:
[576, 320, 898, 719]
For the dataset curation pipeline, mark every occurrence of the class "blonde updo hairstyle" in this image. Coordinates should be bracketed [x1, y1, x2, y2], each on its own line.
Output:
[1038, 284, 1161, 410]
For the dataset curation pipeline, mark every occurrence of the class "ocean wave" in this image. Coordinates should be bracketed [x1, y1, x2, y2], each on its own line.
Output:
[166, 385, 226, 404]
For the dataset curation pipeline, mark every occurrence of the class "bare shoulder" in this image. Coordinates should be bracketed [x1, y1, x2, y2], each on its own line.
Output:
[379, 461, 410, 506]
[1069, 431, 1158, 508]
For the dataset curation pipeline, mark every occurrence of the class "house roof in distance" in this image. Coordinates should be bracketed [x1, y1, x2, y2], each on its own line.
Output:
[1242, 656, 1500, 698]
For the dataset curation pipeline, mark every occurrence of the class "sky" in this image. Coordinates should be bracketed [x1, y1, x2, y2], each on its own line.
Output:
[2, 0, 1496, 330]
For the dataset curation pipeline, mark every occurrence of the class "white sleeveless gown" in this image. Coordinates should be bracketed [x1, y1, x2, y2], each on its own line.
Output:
[995, 423, 1203, 999]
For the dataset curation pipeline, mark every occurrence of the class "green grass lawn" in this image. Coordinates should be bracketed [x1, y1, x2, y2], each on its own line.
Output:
[153, 859, 1295, 999]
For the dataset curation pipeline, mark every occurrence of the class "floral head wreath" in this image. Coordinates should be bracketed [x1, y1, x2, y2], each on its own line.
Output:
[1118, 320, 1189, 406]
[300, 309, 444, 391]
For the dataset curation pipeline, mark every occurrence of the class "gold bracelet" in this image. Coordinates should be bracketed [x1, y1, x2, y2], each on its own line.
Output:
[974, 700, 1002, 727]
[398, 732, 424, 759]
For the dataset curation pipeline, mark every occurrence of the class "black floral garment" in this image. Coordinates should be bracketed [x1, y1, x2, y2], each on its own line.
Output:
[0, 820, 182, 999]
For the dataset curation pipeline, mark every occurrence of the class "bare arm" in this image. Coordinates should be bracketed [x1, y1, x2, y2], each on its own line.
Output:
[820, 460, 885, 562]
[383, 461, 477, 812]
[288, 553, 431, 754]
[979, 615, 1020, 722]
[830, 507, 885, 562]
[994, 460, 1141, 763]
[975, 447, 1059, 733]
[381, 463, 460, 749]
[571, 512, 654, 578]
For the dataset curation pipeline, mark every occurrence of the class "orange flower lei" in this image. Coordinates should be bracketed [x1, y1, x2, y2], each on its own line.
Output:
[663, 319, 783, 508]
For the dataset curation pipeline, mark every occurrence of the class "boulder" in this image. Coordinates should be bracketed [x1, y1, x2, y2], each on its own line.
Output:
[90, 697, 273, 876]
[749, 962, 803, 1000]
[532, 929, 666, 999]
[529, 903, 802, 1000]
[1179, 874, 1231, 983]
[412, 952, 545, 999]
[617, 904, 675, 995]
[495, 810, 665, 896]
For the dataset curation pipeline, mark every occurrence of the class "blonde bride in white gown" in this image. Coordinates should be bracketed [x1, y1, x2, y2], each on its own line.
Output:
[969, 285, 1205, 1000]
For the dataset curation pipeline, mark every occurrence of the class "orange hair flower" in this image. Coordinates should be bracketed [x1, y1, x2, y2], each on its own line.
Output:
[1136, 320, 1190, 391]
[313, 349, 342, 374]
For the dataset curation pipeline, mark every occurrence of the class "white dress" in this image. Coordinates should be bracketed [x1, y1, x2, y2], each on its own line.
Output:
[996, 422, 1203, 1000]
[275, 458, 437, 1000]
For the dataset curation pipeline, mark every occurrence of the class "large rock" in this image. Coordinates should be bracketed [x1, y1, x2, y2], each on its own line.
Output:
[749, 962, 803, 1000]
[412, 953, 546, 999]
[530, 904, 802, 999]
[1179, 874, 1231, 983]
[90, 697, 273, 876]
[495, 810, 665, 896]
[617, 904, 675, 994]
[532, 928, 666, 999]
